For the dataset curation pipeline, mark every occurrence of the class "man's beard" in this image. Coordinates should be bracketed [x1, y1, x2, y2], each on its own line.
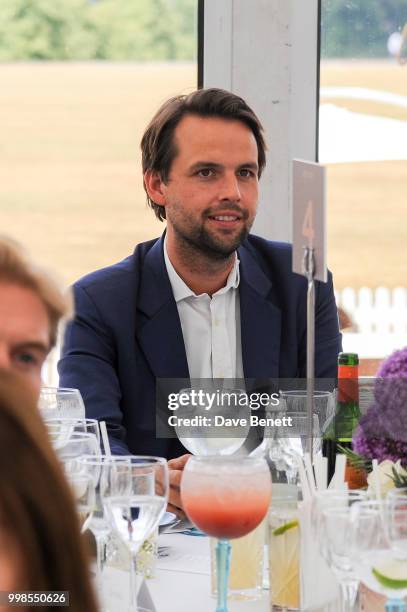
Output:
[168, 203, 252, 261]
[175, 224, 249, 260]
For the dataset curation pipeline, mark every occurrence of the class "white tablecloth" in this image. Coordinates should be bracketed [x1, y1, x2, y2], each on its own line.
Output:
[148, 533, 269, 612]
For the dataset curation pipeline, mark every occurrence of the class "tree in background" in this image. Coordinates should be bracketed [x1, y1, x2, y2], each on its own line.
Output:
[0, 0, 196, 60]
[322, 0, 407, 58]
[1, 0, 406, 61]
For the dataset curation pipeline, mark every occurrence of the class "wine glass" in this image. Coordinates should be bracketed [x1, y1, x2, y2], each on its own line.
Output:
[279, 390, 336, 435]
[181, 456, 271, 612]
[312, 490, 367, 612]
[281, 412, 321, 457]
[320, 507, 361, 612]
[386, 488, 407, 560]
[351, 500, 407, 612]
[54, 432, 100, 472]
[311, 489, 367, 542]
[45, 417, 100, 450]
[77, 455, 132, 611]
[174, 387, 251, 456]
[65, 470, 95, 533]
[104, 457, 168, 612]
[38, 387, 85, 420]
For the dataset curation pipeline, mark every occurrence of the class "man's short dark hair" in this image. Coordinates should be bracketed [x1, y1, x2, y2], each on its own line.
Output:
[141, 88, 267, 222]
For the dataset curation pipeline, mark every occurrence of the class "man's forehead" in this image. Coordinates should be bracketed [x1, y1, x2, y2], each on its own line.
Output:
[0, 283, 50, 346]
[173, 114, 258, 158]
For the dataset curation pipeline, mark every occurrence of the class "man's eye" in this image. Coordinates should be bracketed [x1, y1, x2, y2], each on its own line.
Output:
[238, 169, 255, 178]
[15, 352, 37, 366]
[197, 169, 215, 178]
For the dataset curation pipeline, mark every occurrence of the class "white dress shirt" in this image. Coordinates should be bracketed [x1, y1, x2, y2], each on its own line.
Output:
[164, 239, 244, 381]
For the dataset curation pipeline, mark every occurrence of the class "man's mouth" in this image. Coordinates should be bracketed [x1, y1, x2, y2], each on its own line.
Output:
[209, 215, 241, 222]
[206, 210, 244, 227]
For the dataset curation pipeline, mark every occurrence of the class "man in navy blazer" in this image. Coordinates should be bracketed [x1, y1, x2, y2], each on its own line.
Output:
[59, 88, 341, 515]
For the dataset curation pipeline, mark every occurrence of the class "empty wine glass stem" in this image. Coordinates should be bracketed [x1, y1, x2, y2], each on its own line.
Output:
[339, 580, 358, 612]
[129, 554, 139, 612]
[216, 539, 231, 612]
[94, 534, 106, 582]
[385, 598, 406, 612]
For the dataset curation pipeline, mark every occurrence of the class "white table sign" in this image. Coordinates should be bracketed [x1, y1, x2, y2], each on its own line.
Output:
[292, 159, 327, 283]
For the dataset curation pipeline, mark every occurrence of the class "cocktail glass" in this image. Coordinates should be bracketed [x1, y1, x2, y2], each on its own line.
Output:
[181, 456, 271, 612]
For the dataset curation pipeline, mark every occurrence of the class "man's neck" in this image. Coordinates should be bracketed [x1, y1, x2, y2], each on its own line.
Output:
[166, 234, 236, 296]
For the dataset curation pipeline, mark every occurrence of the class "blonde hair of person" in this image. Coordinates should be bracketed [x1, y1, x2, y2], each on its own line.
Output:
[0, 236, 73, 347]
[0, 371, 98, 612]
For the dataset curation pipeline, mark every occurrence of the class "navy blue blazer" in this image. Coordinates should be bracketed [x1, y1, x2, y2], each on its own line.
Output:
[58, 234, 342, 458]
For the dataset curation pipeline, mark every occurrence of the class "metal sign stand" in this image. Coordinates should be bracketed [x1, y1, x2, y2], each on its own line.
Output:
[303, 246, 316, 461]
[293, 159, 327, 464]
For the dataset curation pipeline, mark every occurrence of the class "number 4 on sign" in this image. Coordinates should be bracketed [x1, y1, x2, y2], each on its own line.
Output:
[302, 200, 315, 246]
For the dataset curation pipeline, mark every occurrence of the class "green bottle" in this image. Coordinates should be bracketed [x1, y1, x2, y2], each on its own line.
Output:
[323, 352, 361, 480]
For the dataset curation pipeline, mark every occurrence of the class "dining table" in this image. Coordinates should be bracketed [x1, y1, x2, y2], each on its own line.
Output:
[104, 531, 270, 611]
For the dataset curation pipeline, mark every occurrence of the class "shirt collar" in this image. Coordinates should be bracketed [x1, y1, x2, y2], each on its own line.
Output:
[163, 236, 240, 303]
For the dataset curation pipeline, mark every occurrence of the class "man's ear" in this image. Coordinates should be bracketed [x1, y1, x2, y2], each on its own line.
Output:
[144, 170, 167, 207]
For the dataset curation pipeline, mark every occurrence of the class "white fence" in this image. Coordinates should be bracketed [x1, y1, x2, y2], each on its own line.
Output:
[336, 286, 407, 358]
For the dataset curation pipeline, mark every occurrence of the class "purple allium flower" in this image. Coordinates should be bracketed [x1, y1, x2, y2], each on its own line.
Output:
[352, 347, 407, 466]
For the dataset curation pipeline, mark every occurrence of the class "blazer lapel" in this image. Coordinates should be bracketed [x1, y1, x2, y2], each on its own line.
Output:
[136, 237, 190, 380]
[238, 243, 282, 380]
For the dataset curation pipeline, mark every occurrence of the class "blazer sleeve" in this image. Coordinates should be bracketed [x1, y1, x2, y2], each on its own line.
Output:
[58, 284, 130, 455]
[298, 271, 342, 380]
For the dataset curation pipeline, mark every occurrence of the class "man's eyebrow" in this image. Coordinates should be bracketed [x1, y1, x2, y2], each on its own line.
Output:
[14, 341, 49, 355]
[189, 161, 259, 171]
[237, 162, 259, 171]
[189, 161, 224, 171]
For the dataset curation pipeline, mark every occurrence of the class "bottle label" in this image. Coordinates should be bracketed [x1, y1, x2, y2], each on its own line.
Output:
[338, 365, 359, 379]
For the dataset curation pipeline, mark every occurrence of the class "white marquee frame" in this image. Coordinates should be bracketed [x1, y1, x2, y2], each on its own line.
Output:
[200, 0, 320, 242]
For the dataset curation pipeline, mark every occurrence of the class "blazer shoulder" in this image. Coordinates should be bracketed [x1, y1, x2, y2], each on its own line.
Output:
[244, 234, 293, 271]
[245, 234, 333, 283]
[73, 237, 160, 295]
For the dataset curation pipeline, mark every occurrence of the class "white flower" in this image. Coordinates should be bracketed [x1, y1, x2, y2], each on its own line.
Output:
[367, 460, 406, 498]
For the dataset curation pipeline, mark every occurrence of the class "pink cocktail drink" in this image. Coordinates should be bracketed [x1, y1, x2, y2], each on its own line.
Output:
[181, 456, 271, 612]
[184, 489, 270, 539]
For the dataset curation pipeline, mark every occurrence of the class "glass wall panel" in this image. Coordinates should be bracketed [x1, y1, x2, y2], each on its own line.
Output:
[320, 0, 407, 358]
[0, 1, 197, 285]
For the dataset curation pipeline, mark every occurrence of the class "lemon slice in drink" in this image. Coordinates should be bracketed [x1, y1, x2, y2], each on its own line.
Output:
[272, 520, 299, 536]
[372, 560, 407, 590]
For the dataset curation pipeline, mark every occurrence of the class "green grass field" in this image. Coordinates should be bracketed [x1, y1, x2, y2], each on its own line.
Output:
[0, 61, 406, 290]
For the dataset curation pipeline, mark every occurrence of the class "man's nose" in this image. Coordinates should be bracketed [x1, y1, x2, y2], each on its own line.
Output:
[218, 174, 241, 202]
